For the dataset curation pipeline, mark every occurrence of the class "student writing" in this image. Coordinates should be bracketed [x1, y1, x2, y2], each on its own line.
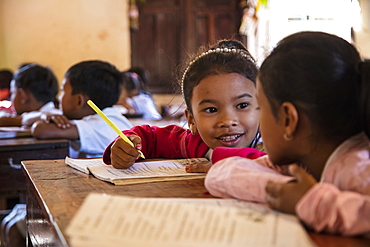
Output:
[205, 31, 370, 236]
[0, 63, 61, 127]
[103, 40, 265, 170]
[32, 60, 133, 159]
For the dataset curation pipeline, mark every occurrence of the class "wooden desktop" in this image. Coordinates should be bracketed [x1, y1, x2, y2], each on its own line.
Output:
[22, 159, 370, 247]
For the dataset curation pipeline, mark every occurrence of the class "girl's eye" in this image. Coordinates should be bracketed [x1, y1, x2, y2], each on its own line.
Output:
[236, 102, 249, 109]
[204, 107, 217, 113]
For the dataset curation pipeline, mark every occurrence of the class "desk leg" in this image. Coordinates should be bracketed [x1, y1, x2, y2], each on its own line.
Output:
[26, 181, 66, 247]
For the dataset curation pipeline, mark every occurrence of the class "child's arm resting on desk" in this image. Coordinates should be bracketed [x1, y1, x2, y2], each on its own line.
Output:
[103, 124, 209, 165]
[211, 146, 266, 163]
[31, 115, 79, 140]
[205, 156, 295, 203]
[295, 182, 370, 236]
[206, 156, 370, 236]
[185, 146, 266, 173]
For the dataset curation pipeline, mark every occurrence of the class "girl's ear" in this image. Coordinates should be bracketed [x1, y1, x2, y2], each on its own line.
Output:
[280, 102, 299, 140]
[184, 109, 198, 135]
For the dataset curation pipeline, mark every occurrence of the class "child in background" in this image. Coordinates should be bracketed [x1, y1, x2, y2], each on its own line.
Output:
[103, 39, 265, 170]
[0, 69, 13, 115]
[116, 71, 162, 120]
[205, 32, 370, 236]
[32, 60, 133, 159]
[0, 69, 13, 101]
[0, 64, 60, 127]
[114, 72, 137, 115]
[127, 67, 150, 88]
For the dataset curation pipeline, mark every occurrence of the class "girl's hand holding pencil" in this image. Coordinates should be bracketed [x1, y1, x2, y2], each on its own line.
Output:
[110, 135, 144, 169]
[87, 100, 145, 165]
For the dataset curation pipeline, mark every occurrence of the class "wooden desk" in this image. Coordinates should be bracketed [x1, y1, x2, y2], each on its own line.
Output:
[22, 159, 370, 247]
[0, 138, 69, 210]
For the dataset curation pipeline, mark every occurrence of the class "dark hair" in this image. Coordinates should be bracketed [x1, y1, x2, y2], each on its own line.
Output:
[0, 69, 13, 89]
[127, 67, 149, 91]
[258, 31, 370, 141]
[13, 64, 59, 106]
[121, 71, 144, 94]
[65, 60, 122, 109]
[181, 39, 258, 113]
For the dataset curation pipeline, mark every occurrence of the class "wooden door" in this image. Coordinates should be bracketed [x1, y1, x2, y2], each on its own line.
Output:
[131, 0, 243, 94]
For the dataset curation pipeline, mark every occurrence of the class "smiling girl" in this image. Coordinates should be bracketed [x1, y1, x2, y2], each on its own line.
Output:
[102, 40, 265, 169]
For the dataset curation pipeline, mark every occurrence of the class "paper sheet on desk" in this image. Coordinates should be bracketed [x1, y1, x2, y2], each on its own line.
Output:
[65, 157, 206, 185]
[0, 126, 32, 139]
[66, 193, 316, 247]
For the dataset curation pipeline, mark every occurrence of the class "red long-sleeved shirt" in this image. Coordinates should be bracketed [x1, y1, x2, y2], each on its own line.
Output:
[103, 125, 265, 165]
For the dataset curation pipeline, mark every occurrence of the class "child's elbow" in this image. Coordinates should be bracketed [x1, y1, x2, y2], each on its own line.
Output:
[31, 122, 49, 139]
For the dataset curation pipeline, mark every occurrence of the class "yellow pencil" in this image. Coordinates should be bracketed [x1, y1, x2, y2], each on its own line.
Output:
[87, 100, 145, 159]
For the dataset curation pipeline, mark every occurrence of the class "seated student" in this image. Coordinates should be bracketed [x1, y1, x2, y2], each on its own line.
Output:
[103, 39, 265, 170]
[127, 67, 187, 120]
[127, 66, 150, 88]
[32, 60, 133, 159]
[0, 64, 60, 127]
[0, 69, 13, 101]
[205, 32, 370, 236]
[115, 71, 162, 120]
[0, 69, 14, 116]
[114, 74, 137, 115]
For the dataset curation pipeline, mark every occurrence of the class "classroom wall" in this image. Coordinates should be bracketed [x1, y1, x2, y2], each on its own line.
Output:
[0, 0, 369, 109]
[0, 0, 131, 83]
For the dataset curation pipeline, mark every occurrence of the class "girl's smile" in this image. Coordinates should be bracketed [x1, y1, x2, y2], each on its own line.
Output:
[186, 73, 259, 150]
[216, 132, 244, 146]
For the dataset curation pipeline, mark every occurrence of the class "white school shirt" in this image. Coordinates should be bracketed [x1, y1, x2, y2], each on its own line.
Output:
[69, 106, 133, 159]
[127, 93, 162, 120]
[21, 101, 62, 125]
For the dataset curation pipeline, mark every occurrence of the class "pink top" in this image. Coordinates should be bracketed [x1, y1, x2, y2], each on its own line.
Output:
[205, 132, 370, 236]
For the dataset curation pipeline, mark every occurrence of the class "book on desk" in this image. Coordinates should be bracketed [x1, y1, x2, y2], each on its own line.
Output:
[64, 158, 316, 246]
[66, 193, 316, 247]
[65, 157, 207, 185]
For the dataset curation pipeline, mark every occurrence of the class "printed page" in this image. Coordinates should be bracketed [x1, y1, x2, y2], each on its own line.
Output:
[66, 193, 316, 247]
[0, 126, 32, 139]
[88, 159, 206, 185]
[65, 157, 207, 184]
[65, 157, 105, 174]
[0, 126, 31, 132]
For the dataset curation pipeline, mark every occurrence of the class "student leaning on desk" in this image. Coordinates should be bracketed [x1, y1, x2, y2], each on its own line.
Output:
[31, 60, 133, 159]
[0, 63, 61, 127]
[114, 70, 162, 120]
[0, 69, 12, 101]
[205, 31, 370, 237]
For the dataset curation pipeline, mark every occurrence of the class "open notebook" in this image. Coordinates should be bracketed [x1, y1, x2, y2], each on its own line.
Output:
[65, 157, 207, 185]
[66, 193, 316, 247]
